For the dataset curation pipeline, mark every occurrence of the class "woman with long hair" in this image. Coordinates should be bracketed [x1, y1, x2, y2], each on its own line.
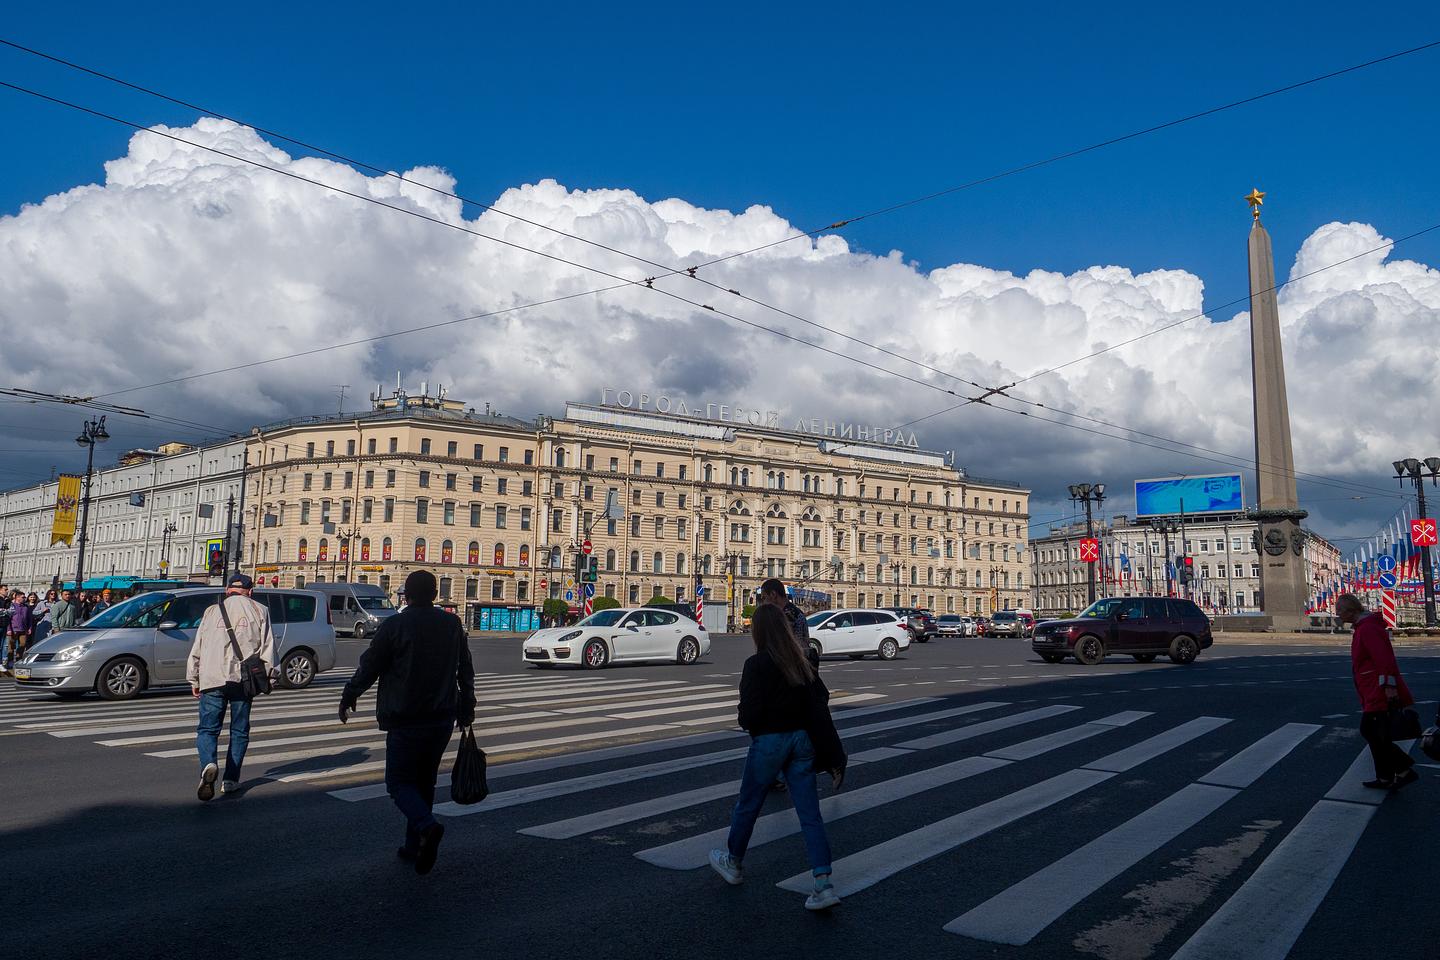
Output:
[709, 604, 840, 910]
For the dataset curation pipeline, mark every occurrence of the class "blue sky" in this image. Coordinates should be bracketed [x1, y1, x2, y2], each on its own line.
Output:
[3, 0, 1437, 306]
[0, 1, 1437, 545]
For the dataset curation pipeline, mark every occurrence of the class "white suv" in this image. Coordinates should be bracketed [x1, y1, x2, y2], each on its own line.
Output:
[804, 609, 912, 661]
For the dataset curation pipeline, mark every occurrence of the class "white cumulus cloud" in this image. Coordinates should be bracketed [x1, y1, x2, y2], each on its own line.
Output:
[1, 118, 1433, 543]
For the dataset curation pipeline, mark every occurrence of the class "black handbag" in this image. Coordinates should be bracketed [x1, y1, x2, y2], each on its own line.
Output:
[451, 726, 489, 805]
[805, 677, 847, 785]
[1387, 704, 1422, 741]
[218, 599, 272, 699]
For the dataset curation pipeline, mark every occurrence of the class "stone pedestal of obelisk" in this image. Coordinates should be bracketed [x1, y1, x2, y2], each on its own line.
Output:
[1245, 189, 1309, 631]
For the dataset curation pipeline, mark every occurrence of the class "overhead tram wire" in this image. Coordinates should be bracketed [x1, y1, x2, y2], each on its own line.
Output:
[0, 79, 987, 409]
[6, 38, 1436, 398]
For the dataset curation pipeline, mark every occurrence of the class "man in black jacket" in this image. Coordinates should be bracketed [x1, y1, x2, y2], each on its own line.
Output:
[340, 570, 475, 874]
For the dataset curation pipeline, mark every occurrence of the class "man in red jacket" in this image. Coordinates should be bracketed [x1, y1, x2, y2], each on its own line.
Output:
[1337, 593, 1417, 789]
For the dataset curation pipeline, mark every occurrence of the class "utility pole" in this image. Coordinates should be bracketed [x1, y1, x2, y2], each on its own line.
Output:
[159, 522, 177, 578]
[73, 415, 110, 592]
[1068, 483, 1106, 605]
[232, 448, 249, 580]
[1393, 457, 1440, 627]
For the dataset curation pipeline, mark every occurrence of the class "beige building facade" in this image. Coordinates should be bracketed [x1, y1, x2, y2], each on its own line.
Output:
[243, 387, 1032, 627]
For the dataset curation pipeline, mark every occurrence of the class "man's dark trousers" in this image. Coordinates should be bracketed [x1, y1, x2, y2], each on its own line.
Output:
[1359, 710, 1415, 780]
[385, 720, 455, 849]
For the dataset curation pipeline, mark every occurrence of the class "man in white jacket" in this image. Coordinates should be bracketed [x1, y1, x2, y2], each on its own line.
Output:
[187, 574, 276, 801]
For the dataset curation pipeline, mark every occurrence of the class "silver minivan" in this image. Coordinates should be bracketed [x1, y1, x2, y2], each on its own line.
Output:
[311, 582, 397, 638]
[12, 587, 337, 700]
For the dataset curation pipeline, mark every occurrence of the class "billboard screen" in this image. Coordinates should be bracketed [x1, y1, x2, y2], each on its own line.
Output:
[1134, 474, 1244, 518]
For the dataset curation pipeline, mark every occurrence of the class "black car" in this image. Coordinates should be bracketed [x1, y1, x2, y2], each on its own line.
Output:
[1031, 596, 1213, 665]
[884, 607, 937, 643]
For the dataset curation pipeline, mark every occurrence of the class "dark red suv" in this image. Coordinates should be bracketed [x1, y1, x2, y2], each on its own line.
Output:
[1031, 596, 1212, 666]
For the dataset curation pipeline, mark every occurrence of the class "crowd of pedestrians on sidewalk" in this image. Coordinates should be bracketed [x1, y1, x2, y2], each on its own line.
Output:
[0, 585, 107, 673]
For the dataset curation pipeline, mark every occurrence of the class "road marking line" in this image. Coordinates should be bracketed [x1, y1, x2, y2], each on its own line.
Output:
[895, 705, 1081, 750]
[947, 723, 1318, 945]
[1083, 716, 1231, 772]
[985, 712, 1150, 761]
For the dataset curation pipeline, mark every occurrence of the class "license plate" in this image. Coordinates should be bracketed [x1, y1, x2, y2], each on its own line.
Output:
[12, 667, 30, 680]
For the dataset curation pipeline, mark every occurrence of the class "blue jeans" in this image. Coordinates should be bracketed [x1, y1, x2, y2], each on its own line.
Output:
[727, 729, 832, 877]
[385, 722, 455, 847]
[196, 686, 252, 783]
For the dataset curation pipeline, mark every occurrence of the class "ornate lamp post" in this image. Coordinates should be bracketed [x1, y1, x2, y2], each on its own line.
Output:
[73, 415, 110, 592]
[1393, 457, 1440, 627]
[1068, 482, 1105, 604]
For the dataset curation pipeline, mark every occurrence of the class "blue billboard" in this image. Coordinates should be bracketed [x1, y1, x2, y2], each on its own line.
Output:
[1134, 474, 1244, 518]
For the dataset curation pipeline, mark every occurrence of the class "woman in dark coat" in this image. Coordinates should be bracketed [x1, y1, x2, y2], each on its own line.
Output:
[708, 604, 842, 910]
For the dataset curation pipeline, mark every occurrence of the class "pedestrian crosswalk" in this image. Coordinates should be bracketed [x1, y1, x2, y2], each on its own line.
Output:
[0, 672, 887, 785]
[318, 695, 1414, 959]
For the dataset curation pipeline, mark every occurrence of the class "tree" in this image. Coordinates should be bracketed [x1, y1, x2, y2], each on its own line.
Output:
[647, 595, 674, 605]
[592, 596, 621, 612]
[742, 604, 756, 619]
[542, 599, 568, 622]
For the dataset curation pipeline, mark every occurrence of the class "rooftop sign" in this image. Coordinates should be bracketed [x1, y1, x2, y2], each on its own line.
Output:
[598, 388, 920, 448]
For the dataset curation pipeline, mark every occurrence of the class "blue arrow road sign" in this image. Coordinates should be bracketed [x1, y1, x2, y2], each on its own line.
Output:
[1377, 555, 1397, 572]
[1379, 571, 1397, 589]
[564, 589, 574, 602]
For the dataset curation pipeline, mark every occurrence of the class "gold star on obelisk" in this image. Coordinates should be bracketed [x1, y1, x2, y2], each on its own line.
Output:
[1245, 188, 1266, 221]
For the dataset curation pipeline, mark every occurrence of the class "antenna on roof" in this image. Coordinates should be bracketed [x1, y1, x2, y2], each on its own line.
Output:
[334, 385, 350, 415]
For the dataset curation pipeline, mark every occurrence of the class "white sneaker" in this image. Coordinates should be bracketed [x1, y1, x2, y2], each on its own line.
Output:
[805, 882, 841, 911]
[708, 849, 743, 885]
[221, 780, 238, 796]
[197, 762, 218, 802]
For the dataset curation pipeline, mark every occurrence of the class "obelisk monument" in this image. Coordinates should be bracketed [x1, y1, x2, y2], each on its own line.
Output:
[1245, 188, 1308, 630]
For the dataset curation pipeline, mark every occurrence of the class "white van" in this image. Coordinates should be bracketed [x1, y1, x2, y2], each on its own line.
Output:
[312, 582, 397, 638]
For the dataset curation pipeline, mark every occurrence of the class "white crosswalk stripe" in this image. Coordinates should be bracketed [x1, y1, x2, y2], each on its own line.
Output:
[0, 671, 892, 786]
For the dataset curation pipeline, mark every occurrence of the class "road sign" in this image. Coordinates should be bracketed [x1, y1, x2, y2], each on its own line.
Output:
[1381, 589, 1397, 628]
[585, 583, 595, 597]
[1413, 518, 1439, 547]
[564, 590, 574, 602]
[582, 539, 593, 555]
[1377, 555, 1397, 573]
[1379, 571, 1398, 589]
[1079, 538, 1100, 563]
[539, 578, 548, 591]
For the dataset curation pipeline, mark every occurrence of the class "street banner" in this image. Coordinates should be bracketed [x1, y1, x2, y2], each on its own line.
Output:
[50, 474, 82, 546]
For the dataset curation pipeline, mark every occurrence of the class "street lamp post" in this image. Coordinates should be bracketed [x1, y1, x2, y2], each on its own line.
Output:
[159, 522, 177, 577]
[1393, 457, 1440, 627]
[0, 543, 8, 583]
[1068, 482, 1106, 605]
[73, 415, 110, 593]
[1155, 519, 1181, 598]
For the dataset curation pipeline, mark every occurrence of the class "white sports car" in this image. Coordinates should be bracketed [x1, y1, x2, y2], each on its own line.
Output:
[523, 607, 711, 669]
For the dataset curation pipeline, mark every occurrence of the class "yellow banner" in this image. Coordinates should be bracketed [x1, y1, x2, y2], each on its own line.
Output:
[51, 474, 82, 546]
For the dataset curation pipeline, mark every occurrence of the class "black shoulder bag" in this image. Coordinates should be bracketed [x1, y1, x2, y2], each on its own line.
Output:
[451, 726, 489, 805]
[218, 598, 272, 699]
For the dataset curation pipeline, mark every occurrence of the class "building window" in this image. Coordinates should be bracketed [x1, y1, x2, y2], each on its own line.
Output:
[445, 473, 456, 491]
[414, 538, 427, 562]
[389, 438, 398, 453]
[364, 470, 374, 489]
[653, 551, 663, 572]
[443, 501, 455, 525]
[386, 469, 396, 488]
[630, 515, 641, 537]
[420, 439, 431, 455]
[419, 470, 430, 488]
[362, 499, 373, 522]
[368, 439, 377, 455]
[416, 499, 429, 523]
[552, 509, 564, 533]
[524, 449, 534, 466]
[496, 506, 508, 529]
[382, 537, 393, 560]
[629, 584, 639, 603]
[306, 442, 315, 458]
[498, 446, 509, 463]
[605, 549, 616, 571]
[300, 501, 311, 524]
[521, 507, 532, 530]
[384, 498, 395, 522]
[492, 580, 505, 600]
[470, 503, 482, 527]
[629, 551, 639, 572]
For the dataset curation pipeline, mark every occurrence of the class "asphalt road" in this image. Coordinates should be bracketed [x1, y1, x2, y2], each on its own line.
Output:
[5, 632, 1439, 960]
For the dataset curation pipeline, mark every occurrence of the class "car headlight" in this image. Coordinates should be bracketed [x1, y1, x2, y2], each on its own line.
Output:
[557, 630, 581, 643]
[56, 640, 96, 663]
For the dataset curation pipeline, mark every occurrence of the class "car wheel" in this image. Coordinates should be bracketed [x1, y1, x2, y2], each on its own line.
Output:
[1132, 653, 1158, 664]
[1040, 653, 1065, 664]
[352, 623, 367, 639]
[808, 640, 823, 661]
[878, 638, 900, 660]
[96, 656, 146, 701]
[915, 630, 929, 643]
[582, 639, 609, 669]
[281, 649, 317, 688]
[676, 637, 700, 665]
[1073, 634, 1106, 665]
[1168, 634, 1199, 665]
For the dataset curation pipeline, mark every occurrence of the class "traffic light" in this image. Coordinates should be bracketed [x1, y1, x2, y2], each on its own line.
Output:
[1179, 556, 1194, 585]
[207, 540, 225, 577]
[581, 555, 598, 583]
